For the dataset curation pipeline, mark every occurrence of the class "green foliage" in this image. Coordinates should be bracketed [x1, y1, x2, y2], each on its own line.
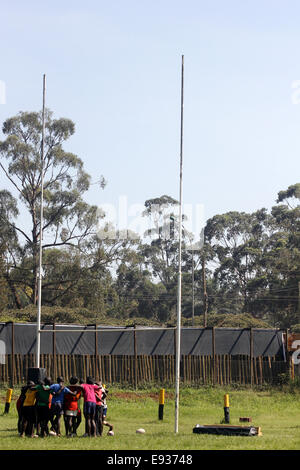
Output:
[0, 252, 9, 312]
[0, 109, 101, 306]
[0, 306, 103, 325]
[0, 108, 299, 330]
[202, 185, 300, 328]
[290, 323, 300, 333]
[0, 306, 170, 326]
[182, 313, 270, 328]
[207, 313, 270, 328]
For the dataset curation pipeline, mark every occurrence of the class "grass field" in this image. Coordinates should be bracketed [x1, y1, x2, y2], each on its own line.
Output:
[0, 384, 300, 451]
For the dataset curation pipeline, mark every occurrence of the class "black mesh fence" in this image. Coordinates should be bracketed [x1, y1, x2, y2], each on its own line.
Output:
[0, 322, 286, 358]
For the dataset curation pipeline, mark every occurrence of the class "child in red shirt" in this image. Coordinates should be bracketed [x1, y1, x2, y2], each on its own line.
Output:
[64, 376, 82, 437]
[95, 382, 103, 436]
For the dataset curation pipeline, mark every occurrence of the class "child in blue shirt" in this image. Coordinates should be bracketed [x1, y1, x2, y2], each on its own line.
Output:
[49, 376, 76, 436]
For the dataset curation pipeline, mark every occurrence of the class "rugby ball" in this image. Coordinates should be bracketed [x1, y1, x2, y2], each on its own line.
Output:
[107, 430, 114, 436]
[136, 428, 146, 434]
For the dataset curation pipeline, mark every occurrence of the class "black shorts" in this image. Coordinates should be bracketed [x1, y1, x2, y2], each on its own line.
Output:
[22, 406, 36, 422]
[83, 401, 96, 418]
[50, 402, 64, 416]
[95, 405, 104, 420]
[37, 406, 49, 422]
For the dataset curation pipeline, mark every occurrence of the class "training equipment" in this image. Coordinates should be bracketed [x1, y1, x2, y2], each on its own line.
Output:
[193, 424, 262, 436]
[224, 394, 230, 424]
[136, 428, 146, 434]
[107, 430, 114, 436]
[4, 388, 13, 414]
[159, 389, 165, 420]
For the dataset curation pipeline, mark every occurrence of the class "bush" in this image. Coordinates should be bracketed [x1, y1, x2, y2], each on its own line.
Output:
[0, 307, 166, 327]
[0, 306, 105, 325]
[212, 313, 271, 328]
[291, 324, 300, 333]
[0, 307, 271, 329]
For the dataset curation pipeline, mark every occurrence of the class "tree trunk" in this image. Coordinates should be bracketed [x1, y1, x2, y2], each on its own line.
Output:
[5, 274, 22, 309]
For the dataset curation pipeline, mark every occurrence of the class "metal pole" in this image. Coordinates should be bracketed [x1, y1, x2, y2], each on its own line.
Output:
[175, 54, 184, 434]
[11, 321, 14, 388]
[134, 324, 138, 390]
[298, 281, 300, 319]
[191, 250, 195, 326]
[202, 255, 208, 328]
[250, 328, 253, 387]
[53, 322, 56, 380]
[286, 328, 290, 379]
[36, 74, 46, 368]
[212, 327, 216, 385]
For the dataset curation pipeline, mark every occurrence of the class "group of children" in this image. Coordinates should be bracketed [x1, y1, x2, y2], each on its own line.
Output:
[16, 375, 113, 438]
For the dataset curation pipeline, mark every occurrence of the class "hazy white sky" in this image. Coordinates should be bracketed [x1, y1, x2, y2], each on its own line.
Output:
[1, 0, 299, 240]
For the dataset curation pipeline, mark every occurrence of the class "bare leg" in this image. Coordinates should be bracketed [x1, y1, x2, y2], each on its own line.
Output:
[75, 413, 81, 435]
[103, 419, 113, 432]
[91, 418, 96, 437]
[65, 416, 71, 436]
[20, 418, 27, 437]
[56, 415, 62, 436]
[86, 416, 91, 436]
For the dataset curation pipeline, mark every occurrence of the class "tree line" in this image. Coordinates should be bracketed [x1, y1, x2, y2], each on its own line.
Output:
[0, 110, 299, 329]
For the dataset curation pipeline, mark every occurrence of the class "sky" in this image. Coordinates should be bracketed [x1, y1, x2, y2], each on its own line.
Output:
[0, 0, 300, 241]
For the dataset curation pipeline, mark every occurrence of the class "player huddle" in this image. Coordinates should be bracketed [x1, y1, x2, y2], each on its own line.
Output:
[16, 375, 113, 438]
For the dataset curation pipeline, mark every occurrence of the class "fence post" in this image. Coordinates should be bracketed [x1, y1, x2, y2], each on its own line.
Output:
[286, 328, 290, 379]
[11, 322, 15, 388]
[94, 324, 98, 379]
[93, 324, 98, 357]
[97, 325, 100, 380]
[212, 327, 216, 385]
[6, 322, 15, 388]
[250, 328, 253, 387]
[134, 324, 137, 389]
[53, 322, 56, 380]
[174, 328, 177, 385]
[109, 355, 112, 384]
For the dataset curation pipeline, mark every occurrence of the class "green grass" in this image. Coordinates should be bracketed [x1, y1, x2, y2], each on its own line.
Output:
[1, 385, 300, 450]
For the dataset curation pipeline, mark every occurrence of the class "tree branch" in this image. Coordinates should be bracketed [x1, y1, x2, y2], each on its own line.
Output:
[0, 161, 23, 194]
